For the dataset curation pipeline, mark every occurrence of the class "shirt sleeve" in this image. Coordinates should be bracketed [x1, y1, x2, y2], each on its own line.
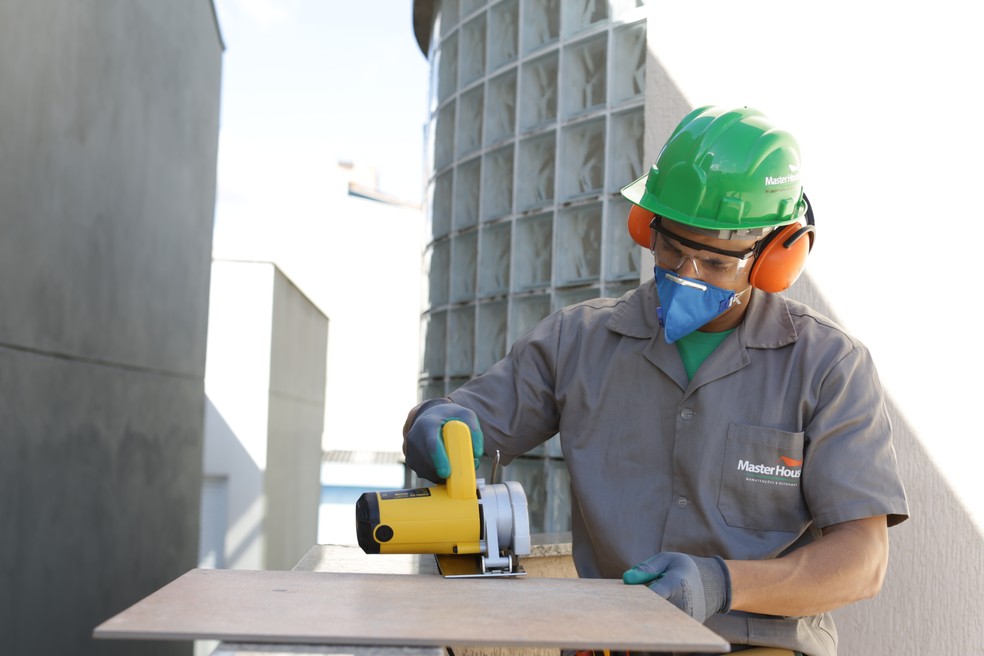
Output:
[449, 309, 565, 464]
[802, 343, 909, 528]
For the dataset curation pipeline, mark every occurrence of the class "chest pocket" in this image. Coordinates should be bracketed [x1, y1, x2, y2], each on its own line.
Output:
[718, 423, 811, 533]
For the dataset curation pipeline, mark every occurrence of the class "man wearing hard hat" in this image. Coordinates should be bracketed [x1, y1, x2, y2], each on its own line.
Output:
[404, 106, 909, 655]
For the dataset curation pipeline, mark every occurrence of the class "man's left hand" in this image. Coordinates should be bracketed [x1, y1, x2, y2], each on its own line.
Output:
[623, 552, 732, 623]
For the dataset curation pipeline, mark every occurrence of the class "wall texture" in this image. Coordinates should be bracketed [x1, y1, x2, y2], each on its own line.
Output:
[0, 1, 222, 654]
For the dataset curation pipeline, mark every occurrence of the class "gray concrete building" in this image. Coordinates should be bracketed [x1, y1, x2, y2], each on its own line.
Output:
[0, 2, 223, 654]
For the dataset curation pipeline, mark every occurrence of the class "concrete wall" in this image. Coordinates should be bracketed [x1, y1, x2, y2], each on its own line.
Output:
[0, 1, 222, 654]
[265, 267, 328, 569]
[202, 261, 326, 572]
[644, 2, 982, 652]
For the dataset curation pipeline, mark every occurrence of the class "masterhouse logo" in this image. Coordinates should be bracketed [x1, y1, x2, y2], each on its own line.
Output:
[737, 456, 803, 487]
[764, 164, 801, 187]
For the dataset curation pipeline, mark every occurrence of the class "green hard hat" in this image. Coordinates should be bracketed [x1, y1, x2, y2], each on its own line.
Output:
[621, 106, 807, 238]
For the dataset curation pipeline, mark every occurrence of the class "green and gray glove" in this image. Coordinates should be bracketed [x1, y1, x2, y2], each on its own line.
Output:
[403, 399, 484, 483]
[623, 552, 732, 623]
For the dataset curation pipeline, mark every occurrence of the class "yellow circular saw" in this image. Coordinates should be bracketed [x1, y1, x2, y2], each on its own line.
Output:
[355, 420, 531, 577]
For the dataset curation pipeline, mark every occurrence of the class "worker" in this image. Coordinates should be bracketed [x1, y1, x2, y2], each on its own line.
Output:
[403, 106, 909, 656]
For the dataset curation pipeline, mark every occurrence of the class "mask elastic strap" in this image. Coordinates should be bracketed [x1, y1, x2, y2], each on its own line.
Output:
[729, 286, 752, 308]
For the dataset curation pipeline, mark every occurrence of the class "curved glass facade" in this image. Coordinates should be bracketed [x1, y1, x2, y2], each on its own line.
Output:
[419, 0, 648, 532]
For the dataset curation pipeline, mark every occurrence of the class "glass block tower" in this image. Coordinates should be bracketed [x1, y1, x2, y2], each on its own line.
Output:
[413, 0, 648, 533]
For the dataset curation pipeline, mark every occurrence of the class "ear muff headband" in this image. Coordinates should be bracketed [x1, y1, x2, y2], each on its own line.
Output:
[627, 195, 817, 293]
[747, 195, 816, 293]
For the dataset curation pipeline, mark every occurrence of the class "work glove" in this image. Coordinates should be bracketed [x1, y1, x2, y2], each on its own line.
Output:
[404, 399, 484, 483]
[623, 552, 732, 624]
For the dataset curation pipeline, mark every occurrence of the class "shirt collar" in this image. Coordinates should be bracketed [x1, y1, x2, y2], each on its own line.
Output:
[606, 279, 799, 348]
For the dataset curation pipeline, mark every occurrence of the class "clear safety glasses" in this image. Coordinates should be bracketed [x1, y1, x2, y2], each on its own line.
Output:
[651, 218, 758, 285]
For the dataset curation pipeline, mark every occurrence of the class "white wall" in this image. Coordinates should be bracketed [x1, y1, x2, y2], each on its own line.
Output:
[203, 260, 326, 570]
[204, 261, 275, 569]
[644, 2, 982, 652]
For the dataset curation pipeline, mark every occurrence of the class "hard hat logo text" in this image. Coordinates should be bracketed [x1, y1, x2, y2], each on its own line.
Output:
[764, 173, 801, 187]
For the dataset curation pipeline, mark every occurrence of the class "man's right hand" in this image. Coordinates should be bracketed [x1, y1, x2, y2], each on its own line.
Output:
[404, 400, 484, 483]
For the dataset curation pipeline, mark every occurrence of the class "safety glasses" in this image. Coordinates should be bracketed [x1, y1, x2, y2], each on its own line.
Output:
[651, 217, 758, 284]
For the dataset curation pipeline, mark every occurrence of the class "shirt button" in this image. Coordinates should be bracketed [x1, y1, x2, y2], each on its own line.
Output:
[680, 408, 694, 420]
[676, 496, 689, 508]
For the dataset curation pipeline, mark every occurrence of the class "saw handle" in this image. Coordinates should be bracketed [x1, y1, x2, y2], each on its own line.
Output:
[443, 420, 478, 501]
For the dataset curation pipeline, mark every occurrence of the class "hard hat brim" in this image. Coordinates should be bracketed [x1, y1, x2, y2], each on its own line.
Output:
[620, 173, 648, 208]
[620, 171, 785, 241]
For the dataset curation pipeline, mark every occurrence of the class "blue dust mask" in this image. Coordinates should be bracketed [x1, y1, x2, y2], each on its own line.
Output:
[655, 266, 742, 343]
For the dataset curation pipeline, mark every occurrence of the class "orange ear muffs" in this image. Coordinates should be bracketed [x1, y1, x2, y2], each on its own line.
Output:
[628, 204, 656, 248]
[629, 195, 816, 292]
[748, 222, 815, 293]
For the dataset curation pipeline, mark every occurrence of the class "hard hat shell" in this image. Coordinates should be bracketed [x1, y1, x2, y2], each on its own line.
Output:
[621, 106, 807, 235]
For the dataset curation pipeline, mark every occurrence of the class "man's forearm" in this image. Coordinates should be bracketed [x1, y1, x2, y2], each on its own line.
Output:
[726, 515, 889, 617]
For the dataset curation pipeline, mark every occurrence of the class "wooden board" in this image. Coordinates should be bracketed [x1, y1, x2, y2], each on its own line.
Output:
[94, 568, 728, 653]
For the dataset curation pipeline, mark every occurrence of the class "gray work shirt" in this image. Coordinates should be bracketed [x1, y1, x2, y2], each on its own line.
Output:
[449, 280, 909, 655]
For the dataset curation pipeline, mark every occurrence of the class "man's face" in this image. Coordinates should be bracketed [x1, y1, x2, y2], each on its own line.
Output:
[655, 219, 759, 291]
[655, 218, 762, 331]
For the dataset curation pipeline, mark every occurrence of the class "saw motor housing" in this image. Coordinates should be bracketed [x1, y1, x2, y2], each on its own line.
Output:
[355, 420, 531, 576]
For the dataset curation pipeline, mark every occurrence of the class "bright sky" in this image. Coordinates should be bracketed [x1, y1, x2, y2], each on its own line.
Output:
[212, 0, 430, 204]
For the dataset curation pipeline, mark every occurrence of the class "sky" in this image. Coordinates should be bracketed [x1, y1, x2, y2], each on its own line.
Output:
[211, 0, 431, 206]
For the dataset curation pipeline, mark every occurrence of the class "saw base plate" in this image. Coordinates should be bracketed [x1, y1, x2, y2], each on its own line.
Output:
[434, 553, 527, 578]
